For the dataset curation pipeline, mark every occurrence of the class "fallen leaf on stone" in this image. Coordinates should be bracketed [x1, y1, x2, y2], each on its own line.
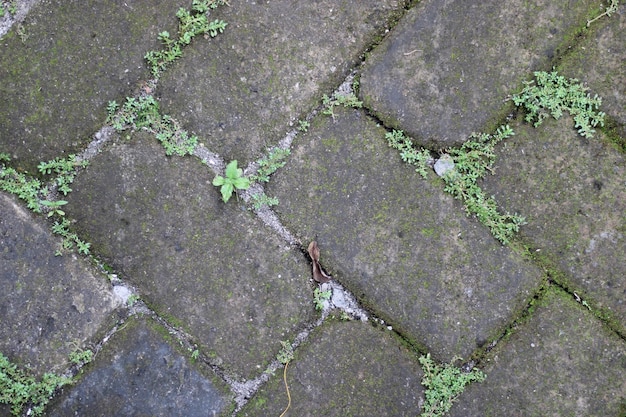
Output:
[307, 241, 332, 283]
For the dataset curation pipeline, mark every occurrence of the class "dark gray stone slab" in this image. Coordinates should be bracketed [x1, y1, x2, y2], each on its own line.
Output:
[240, 320, 424, 416]
[65, 132, 315, 380]
[158, 0, 402, 164]
[0, 0, 183, 173]
[359, 0, 603, 148]
[558, 5, 626, 139]
[47, 316, 232, 417]
[268, 107, 544, 362]
[449, 287, 626, 417]
[0, 192, 121, 375]
[481, 117, 626, 331]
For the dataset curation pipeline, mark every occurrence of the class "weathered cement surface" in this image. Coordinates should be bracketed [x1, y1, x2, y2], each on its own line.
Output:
[240, 320, 425, 416]
[269, 107, 544, 362]
[359, 0, 603, 149]
[158, 0, 401, 164]
[449, 288, 626, 416]
[0, 192, 121, 375]
[1, 0, 625, 416]
[0, 0, 183, 173]
[65, 132, 315, 380]
[47, 316, 232, 416]
[482, 117, 626, 330]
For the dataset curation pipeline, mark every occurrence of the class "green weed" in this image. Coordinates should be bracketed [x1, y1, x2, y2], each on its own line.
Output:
[511, 70, 605, 138]
[322, 92, 363, 119]
[212, 160, 251, 202]
[251, 148, 291, 183]
[385, 130, 431, 178]
[277, 340, 294, 365]
[313, 287, 331, 311]
[0, 352, 71, 416]
[419, 353, 486, 417]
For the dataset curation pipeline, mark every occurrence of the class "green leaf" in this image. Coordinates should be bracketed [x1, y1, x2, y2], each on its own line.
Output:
[220, 182, 234, 202]
[225, 160, 241, 179]
[233, 176, 250, 190]
[212, 175, 225, 186]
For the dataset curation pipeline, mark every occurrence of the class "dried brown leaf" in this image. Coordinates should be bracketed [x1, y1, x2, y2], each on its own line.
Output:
[307, 241, 332, 283]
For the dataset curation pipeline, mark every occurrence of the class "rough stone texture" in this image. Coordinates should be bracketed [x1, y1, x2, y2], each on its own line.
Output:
[0, 192, 121, 375]
[158, 0, 402, 165]
[558, 5, 626, 140]
[0, 0, 183, 173]
[65, 132, 315, 380]
[359, 0, 603, 149]
[47, 316, 232, 417]
[268, 107, 544, 362]
[449, 288, 626, 417]
[482, 117, 626, 331]
[240, 320, 425, 416]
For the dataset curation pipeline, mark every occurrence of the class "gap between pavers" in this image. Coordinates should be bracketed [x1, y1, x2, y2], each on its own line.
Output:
[157, 0, 403, 165]
[481, 116, 626, 333]
[449, 286, 626, 416]
[359, 0, 604, 149]
[64, 131, 317, 381]
[0, 0, 183, 173]
[0, 191, 122, 375]
[239, 319, 425, 417]
[47, 314, 232, 416]
[267, 106, 544, 363]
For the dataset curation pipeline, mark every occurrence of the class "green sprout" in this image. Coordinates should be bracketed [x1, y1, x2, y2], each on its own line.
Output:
[212, 160, 251, 202]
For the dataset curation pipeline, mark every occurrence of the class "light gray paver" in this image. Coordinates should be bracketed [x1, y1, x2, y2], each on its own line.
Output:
[47, 315, 232, 416]
[65, 132, 315, 380]
[482, 117, 626, 331]
[359, 0, 603, 148]
[240, 320, 424, 416]
[0, 0, 183, 172]
[0, 192, 121, 375]
[268, 107, 544, 362]
[449, 287, 626, 416]
[158, 0, 402, 164]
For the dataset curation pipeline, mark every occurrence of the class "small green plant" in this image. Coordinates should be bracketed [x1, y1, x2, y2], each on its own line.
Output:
[251, 192, 279, 209]
[277, 340, 294, 365]
[252, 148, 291, 183]
[322, 92, 363, 119]
[212, 160, 251, 202]
[68, 348, 93, 365]
[126, 294, 140, 307]
[511, 70, 605, 138]
[385, 130, 432, 178]
[297, 120, 310, 132]
[145, 1, 228, 77]
[313, 287, 332, 311]
[443, 125, 525, 244]
[51, 218, 91, 255]
[0, 352, 71, 416]
[40, 199, 68, 217]
[0, 163, 44, 213]
[419, 353, 486, 417]
[190, 349, 200, 361]
[587, 0, 619, 26]
[37, 154, 88, 195]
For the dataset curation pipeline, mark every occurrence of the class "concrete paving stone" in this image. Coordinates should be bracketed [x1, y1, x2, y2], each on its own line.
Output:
[359, 0, 604, 149]
[557, 5, 626, 139]
[267, 107, 544, 362]
[0, 0, 184, 173]
[481, 116, 626, 331]
[158, 0, 402, 164]
[47, 315, 232, 417]
[449, 287, 626, 416]
[64, 131, 315, 380]
[240, 320, 424, 416]
[0, 191, 121, 375]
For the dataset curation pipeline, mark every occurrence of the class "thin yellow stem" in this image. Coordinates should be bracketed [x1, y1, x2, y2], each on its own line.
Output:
[279, 361, 291, 417]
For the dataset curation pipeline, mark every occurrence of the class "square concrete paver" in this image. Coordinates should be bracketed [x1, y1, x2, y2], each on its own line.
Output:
[65, 132, 315, 380]
[449, 287, 626, 416]
[268, 107, 544, 362]
[158, 0, 401, 164]
[47, 315, 232, 416]
[0, 0, 183, 172]
[0, 192, 121, 374]
[359, 0, 603, 148]
[240, 320, 424, 416]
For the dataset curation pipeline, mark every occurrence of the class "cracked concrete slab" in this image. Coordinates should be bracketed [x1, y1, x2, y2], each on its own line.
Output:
[268, 107, 544, 362]
[240, 320, 425, 416]
[157, 0, 402, 164]
[449, 287, 626, 416]
[481, 117, 626, 331]
[359, 0, 604, 148]
[65, 132, 316, 380]
[0, 192, 121, 375]
[0, 0, 183, 173]
[47, 315, 232, 416]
